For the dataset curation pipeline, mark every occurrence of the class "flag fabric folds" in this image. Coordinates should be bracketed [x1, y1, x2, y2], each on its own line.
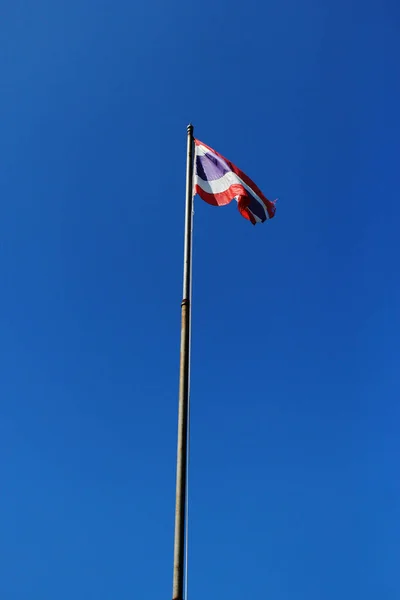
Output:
[193, 139, 276, 225]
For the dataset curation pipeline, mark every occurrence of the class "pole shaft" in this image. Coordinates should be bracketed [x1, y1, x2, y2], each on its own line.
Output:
[172, 124, 194, 600]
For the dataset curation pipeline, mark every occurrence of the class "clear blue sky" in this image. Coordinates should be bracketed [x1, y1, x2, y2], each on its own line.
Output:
[1, 0, 399, 598]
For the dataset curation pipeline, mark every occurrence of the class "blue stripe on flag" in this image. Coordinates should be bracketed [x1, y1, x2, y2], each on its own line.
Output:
[247, 195, 267, 221]
[196, 152, 229, 182]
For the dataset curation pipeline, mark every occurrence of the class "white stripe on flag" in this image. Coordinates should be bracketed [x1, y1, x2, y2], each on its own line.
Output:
[195, 171, 269, 218]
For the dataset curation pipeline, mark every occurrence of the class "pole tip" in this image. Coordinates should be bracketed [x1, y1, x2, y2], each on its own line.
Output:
[187, 123, 193, 135]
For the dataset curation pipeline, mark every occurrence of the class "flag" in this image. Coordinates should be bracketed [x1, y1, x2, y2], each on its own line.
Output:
[194, 139, 276, 225]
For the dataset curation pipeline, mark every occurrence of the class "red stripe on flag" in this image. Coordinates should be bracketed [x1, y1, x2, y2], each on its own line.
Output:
[195, 184, 275, 225]
[195, 183, 276, 219]
[195, 183, 248, 207]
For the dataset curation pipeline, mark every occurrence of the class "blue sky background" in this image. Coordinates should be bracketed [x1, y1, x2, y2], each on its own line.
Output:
[1, 0, 399, 598]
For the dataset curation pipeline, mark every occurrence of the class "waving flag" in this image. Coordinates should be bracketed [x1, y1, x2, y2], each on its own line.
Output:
[194, 139, 276, 225]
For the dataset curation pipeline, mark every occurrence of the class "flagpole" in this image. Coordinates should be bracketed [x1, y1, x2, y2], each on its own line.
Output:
[172, 124, 194, 600]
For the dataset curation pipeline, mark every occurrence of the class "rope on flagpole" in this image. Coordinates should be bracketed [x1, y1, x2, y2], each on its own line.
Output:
[184, 184, 194, 600]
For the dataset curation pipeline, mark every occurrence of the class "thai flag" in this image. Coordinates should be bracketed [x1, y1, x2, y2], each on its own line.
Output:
[194, 139, 276, 225]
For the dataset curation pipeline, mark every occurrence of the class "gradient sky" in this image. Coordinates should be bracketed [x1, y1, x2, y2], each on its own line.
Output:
[1, 0, 399, 598]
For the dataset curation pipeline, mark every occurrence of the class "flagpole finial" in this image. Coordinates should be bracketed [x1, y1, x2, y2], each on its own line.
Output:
[187, 123, 193, 135]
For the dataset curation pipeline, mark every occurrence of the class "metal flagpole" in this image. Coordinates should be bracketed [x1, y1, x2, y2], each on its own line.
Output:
[172, 124, 194, 600]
